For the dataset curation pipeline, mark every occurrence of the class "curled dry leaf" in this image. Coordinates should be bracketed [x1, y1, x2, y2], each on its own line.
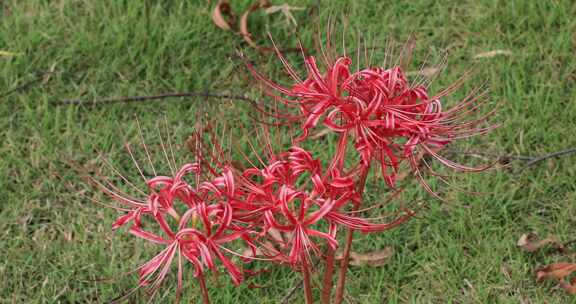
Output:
[559, 278, 576, 295]
[212, 0, 236, 31]
[517, 233, 563, 253]
[536, 263, 576, 282]
[335, 247, 394, 267]
[536, 263, 576, 295]
[238, 1, 303, 53]
[473, 49, 512, 59]
[240, 0, 271, 49]
[351, 247, 394, 267]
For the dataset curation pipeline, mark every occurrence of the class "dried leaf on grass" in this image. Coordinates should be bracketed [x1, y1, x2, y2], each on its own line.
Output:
[212, 0, 236, 31]
[212, 0, 303, 53]
[350, 247, 394, 267]
[559, 278, 576, 295]
[240, 1, 272, 49]
[335, 247, 394, 267]
[536, 263, 576, 295]
[211, 0, 272, 49]
[473, 49, 512, 59]
[517, 233, 563, 253]
[536, 263, 576, 282]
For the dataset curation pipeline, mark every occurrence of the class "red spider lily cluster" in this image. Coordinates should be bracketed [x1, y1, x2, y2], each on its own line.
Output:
[96, 162, 250, 301]
[94, 34, 494, 304]
[248, 50, 495, 190]
[234, 146, 414, 266]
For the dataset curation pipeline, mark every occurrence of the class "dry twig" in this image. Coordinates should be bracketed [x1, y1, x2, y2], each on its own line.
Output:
[1, 71, 55, 99]
[53, 91, 258, 106]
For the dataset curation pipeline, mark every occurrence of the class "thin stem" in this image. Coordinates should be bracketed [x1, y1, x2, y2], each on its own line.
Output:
[198, 273, 211, 304]
[321, 246, 335, 304]
[524, 147, 576, 167]
[302, 258, 314, 304]
[333, 222, 355, 304]
[322, 130, 349, 304]
[334, 167, 370, 304]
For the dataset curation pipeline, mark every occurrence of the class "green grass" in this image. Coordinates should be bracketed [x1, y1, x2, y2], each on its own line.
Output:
[1, 0, 576, 303]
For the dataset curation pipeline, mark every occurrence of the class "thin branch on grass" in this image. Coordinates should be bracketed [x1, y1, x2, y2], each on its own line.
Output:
[0, 71, 55, 99]
[53, 91, 259, 106]
[523, 147, 576, 167]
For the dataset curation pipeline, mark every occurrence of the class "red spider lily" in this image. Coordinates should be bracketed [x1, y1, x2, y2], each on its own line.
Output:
[234, 146, 415, 266]
[96, 162, 254, 302]
[107, 163, 201, 232]
[246, 44, 495, 189]
[129, 202, 247, 289]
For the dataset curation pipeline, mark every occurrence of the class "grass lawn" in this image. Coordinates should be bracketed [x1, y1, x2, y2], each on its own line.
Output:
[1, 0, 576, 303]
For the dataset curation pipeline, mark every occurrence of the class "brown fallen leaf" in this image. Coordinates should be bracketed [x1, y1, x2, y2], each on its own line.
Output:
[559, 278, 576, 295]
[517, 233, 563, 253]
[238, 1, 302, 53]
[335, 247, 394, 267]
[536, 263, 576, 282]
[240, 0, 272, 49]
[473, 49, 512, 59]
[351, 247, 394, 267]
[212, 0, 236, 31]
